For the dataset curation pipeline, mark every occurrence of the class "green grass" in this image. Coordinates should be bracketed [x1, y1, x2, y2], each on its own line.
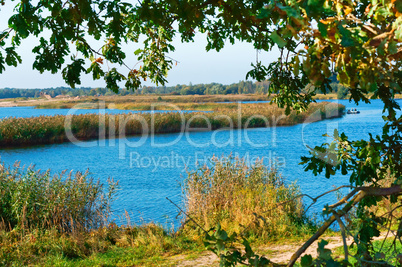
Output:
[0, 224, 205, 266]
[332, 237, 402, 265]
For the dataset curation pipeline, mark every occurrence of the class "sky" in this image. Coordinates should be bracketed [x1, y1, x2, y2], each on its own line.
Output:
[0, 2, 280, 89]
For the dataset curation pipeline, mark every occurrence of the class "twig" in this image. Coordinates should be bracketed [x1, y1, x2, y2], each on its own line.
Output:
[333, 211, 348, 262]
[288, 190, 365, 266]
[288, 185, 402, 266]
[0, 28, 13, 44]
[328, 188, 358, 209]
[165, 197, 208, 234]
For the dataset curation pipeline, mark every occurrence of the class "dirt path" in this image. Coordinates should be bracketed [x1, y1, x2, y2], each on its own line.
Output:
[176, 234, 387, 266]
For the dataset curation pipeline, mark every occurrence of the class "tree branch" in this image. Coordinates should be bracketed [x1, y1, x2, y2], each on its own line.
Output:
[333, 211, 348, 262]
[287, 185, 402, 266]
[0, 28, 13, 44]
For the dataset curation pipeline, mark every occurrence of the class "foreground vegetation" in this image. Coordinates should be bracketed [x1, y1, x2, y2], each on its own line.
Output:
[0, 158, 314, 266]
[0, 102, 344, 147]
[1, 157, 399, 266]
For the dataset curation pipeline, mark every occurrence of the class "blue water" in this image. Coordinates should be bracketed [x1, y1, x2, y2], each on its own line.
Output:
[0, 106, 204, 119]
[0, 99, 397, 227]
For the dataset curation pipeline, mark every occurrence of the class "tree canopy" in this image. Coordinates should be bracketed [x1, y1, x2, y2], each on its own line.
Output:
[1, 0, 402, 266]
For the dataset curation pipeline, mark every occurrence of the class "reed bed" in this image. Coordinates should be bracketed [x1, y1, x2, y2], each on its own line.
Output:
[182, 156, 314, 241]
[0, 102, 344, 147]
[0, 163, 196, 265]
[0, 162, 117, 233]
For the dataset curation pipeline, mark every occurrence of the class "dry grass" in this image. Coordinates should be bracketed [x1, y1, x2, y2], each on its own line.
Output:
[33, 94, 270, 108]
[182, 156, 316, 242]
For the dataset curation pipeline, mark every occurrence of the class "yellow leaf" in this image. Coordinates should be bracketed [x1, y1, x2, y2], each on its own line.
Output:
[344, 6, 353, 15]
[320, 17, 336, 24]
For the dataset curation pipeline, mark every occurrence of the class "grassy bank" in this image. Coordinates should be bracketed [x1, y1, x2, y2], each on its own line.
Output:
[0, 157, 314, 266]
[0, 102, 345, 147]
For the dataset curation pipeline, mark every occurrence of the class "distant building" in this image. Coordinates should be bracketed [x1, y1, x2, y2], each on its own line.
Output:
[40, 92, 52, 100]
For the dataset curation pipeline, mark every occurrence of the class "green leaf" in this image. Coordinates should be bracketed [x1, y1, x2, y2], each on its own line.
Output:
[301, 254, 313, 266]
[338, 25, 355, 47]
[317, 239, 332, 261]
[276, 3, 299, 18]
[215, 229, 228, 241]
[270, 31, 287, 48]
[395, 18, 402, 41]
[256, 7, 269, 19]
[388, 41, 398, 55]
[105, 68, 125, 93]
[318, 22, 328, 38]
[377, 39, 387, 56]
[134, 48, 142, 56]
[396, 1, 402, 13]
[62, 58, 85, 88]
[333, 128, 339, 139]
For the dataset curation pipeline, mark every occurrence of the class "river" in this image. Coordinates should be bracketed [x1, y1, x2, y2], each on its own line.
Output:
[0, 99, 397, 227]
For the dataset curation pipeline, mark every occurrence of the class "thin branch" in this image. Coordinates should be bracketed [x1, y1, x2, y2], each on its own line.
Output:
[379, 212, 393, 253]
[333, 211, 348, 262]
[166, 197, 208, 234]
[328, 188, 358, 209]
[0, 28, 13, 44]
[288, 190, 365, 266]
[288, 185, 402, 266]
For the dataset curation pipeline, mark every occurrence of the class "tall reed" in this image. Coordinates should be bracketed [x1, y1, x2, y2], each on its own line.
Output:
[182, 156, 314, 241]
[0, 162, 117, 232]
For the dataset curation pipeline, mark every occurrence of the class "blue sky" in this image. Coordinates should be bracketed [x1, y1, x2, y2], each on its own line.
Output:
[0, 2, 280, 89]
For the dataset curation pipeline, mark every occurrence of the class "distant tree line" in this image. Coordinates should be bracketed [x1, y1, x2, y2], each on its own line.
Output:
[0, 79, 348, 99]
[0, 81, 271, 99]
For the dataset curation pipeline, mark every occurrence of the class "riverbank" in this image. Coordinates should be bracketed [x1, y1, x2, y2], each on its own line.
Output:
[0, 102, 345, 147]
[1, 159, 399, 266]
[0, 158, 316, 266]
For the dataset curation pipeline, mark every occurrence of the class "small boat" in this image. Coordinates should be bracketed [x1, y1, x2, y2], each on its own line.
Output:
[347, 109, 360, 114]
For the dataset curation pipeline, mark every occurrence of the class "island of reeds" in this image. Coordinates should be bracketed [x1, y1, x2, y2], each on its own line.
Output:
[0, 101, 345, 147]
